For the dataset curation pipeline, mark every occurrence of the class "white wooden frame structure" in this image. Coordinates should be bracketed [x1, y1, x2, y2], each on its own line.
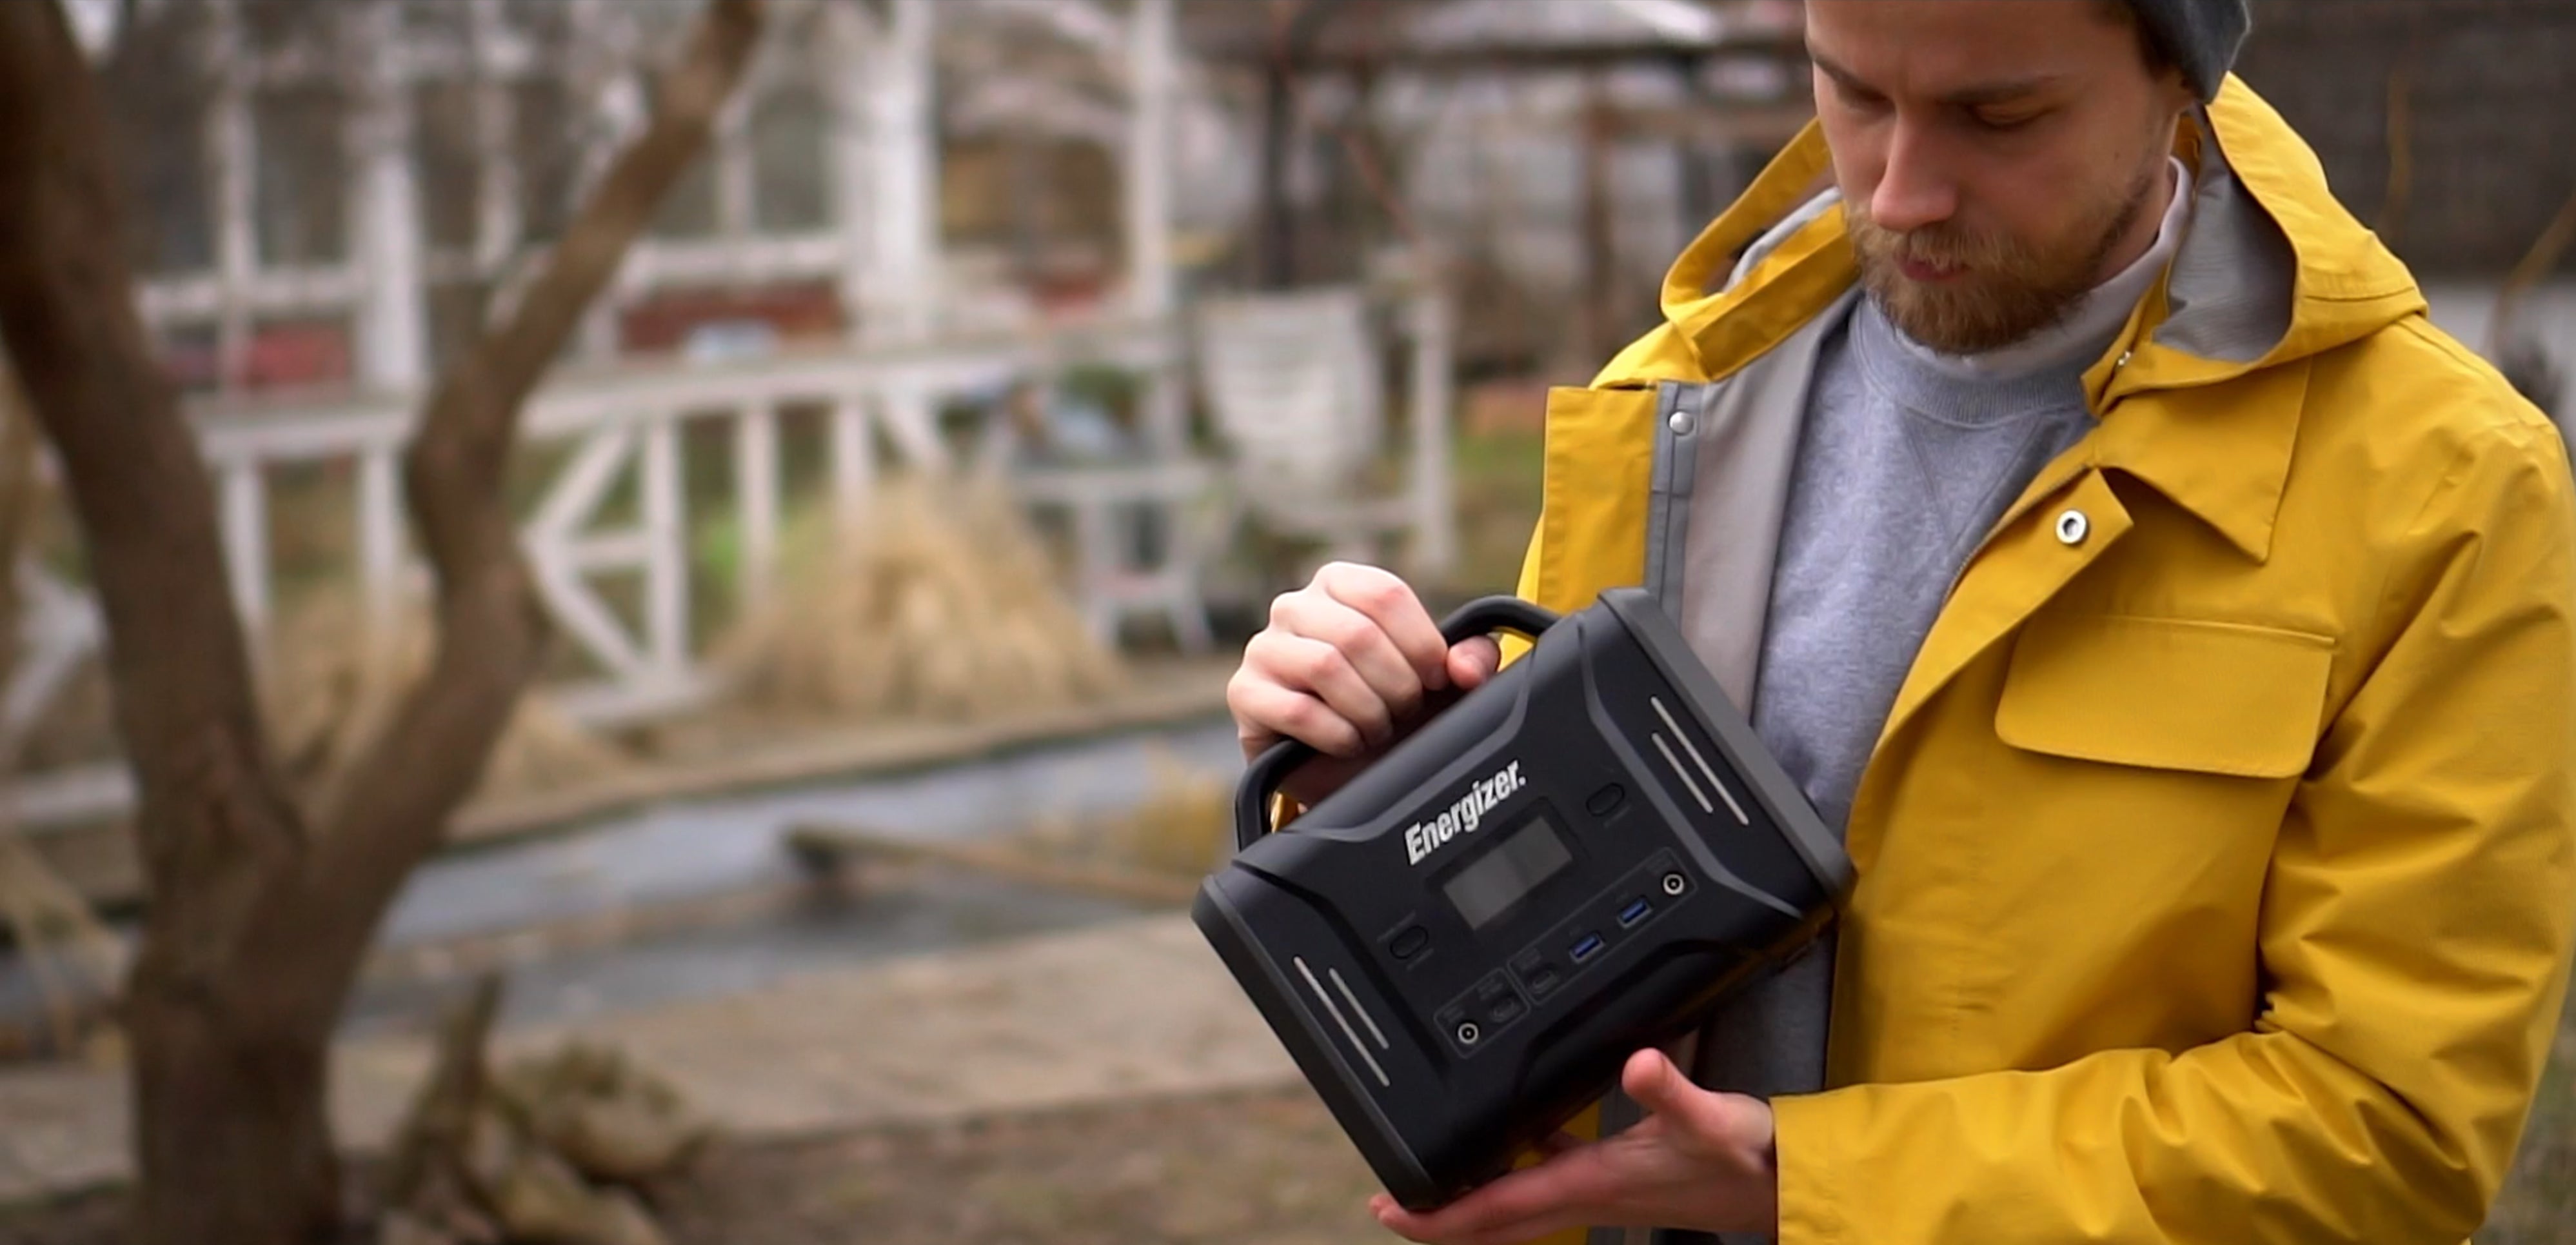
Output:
[1, 0, 1460, 835]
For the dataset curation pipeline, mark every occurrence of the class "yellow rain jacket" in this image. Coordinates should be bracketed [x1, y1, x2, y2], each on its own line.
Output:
[1521, 79, 2576, 1244]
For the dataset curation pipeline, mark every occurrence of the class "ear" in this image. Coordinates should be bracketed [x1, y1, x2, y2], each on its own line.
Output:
[2154, 68, 2199, 121]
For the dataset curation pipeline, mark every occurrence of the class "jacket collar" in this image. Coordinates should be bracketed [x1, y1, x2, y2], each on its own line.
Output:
[1634, 75, 2426, 564]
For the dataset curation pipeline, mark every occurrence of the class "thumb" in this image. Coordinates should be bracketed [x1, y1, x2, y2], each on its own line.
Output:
[1449, 635, 1502, 690]
[1621, 1048, 1770, 1157]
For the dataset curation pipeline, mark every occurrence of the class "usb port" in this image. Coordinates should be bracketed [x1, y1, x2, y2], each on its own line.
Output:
[1618, 897, 1652, 928]
[1569, 933, 1606, 963]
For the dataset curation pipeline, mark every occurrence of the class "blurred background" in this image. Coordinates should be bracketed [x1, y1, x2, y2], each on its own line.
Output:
[0, 1, 2566, 1242]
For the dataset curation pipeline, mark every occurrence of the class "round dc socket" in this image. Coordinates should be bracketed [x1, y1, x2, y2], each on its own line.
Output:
[1661, 871, 1687, 896]
[1456, 1021, 1481, 1046]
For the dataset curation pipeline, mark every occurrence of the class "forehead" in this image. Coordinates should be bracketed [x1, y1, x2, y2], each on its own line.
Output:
[1804, 0, 2137, 95]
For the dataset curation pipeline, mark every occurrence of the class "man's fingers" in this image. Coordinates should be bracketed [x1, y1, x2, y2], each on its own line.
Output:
[1621, 1048, 1775, 1162]
[1231, 643, 1373, 755]
[1258, 632, 1396, 746]
[1374, 1142, 1628, 1244]
[1449, 635, 1502, 690]
[1318, 562, 1451, 692]
[1376, 1199, 1589, 1245]
[1294, 594, 1433, 723]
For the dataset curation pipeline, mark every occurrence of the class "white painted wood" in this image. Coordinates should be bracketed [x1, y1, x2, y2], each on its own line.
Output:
[528, 426, 635, 539]
[863, 0, 938, 343]
[1405, 285, 1458, 575]
[736, 404, 781, 607]
[872, 379, 951, 472]
[354, 1, 428, 392]
[641, 415, 689, 670]
[525, 427, 648, 677]
[357, 446, 406, 633]
[563, 532, 659, 572]
[824, 0, 876, 347]
[219, 463, 271, 633]
[830, 395, 875, 526]
[0, 563, 102, 755]
[1124, 0, 1176, 323]
[1013, 459, 1220, 653]
[0, 764, 134, 837]
[471, 0, 523, 271]
[208, 0, 255, 397]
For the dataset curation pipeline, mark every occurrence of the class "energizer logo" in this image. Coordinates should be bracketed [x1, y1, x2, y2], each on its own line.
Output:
[1404, 760, 1526, 866]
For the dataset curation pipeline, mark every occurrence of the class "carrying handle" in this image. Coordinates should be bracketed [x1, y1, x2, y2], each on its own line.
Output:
[1231, 595, 1561, 852]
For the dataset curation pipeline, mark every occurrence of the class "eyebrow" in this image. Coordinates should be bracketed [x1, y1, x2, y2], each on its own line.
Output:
[1808, 47, 2069, 108]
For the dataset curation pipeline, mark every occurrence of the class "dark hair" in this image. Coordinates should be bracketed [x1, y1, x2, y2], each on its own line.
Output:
[2096, 0, 2179, 82]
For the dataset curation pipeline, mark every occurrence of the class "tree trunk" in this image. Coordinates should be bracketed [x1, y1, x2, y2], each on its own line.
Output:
[0, 2, 764, 1242]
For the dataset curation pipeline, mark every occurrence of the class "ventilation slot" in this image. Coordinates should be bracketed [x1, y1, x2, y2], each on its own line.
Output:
[1296, 956, 1390, 1088]
[1652, 696, 1749, 826]
[1329, 966, 1390, 1051]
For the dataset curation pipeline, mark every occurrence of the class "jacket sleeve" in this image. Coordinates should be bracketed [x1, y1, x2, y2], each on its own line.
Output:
[1772, 423, 2576, 1245]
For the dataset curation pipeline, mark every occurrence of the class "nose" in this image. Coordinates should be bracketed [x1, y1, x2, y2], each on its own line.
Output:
[1869, 119, 1956, 234]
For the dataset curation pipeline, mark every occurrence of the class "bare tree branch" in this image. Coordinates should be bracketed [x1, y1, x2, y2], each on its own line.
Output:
[288, 0, 766, 992]
[0, 0, 306, 967]
[0, 1, 768, 1239]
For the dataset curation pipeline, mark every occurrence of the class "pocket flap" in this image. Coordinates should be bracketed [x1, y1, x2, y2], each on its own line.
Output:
[1996, 613, 2333, 779]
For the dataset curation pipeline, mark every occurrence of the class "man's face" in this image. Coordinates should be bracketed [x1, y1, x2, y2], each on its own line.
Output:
[1805, 1, 2194, 355]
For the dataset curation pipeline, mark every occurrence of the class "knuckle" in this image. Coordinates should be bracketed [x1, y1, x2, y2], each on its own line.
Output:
[1293, 641, 1347, 688]
[1317, 607, 1378, 655]
[1288, 701, 1358, 754]
[1353, 572, 1412, 617]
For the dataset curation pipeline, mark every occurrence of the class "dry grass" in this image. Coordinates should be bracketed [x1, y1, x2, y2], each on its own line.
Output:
[259, 586, 633, 815]
[708, 474, 1125, 722]
[1017, 744, 1232, 882]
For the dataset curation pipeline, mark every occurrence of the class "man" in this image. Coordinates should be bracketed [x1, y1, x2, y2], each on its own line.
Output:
[1224, 2, 2576, 1243]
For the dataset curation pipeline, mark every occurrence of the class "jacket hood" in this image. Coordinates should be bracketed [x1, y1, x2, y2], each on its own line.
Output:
[1632, 75, 2427, 400]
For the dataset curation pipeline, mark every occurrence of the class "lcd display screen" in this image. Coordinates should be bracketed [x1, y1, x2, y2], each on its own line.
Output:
[1441, 810, 1574, 930]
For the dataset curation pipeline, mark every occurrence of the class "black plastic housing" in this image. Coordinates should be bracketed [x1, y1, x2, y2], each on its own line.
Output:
[1195, 587, 1852, 1211]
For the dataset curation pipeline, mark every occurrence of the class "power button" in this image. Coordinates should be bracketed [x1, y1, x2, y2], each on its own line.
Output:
[1585, 783, 1627, 817]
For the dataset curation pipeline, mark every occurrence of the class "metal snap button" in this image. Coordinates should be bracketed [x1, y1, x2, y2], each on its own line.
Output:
[2055, 508, 2090, 546]
[1667, 410, 1694, 435]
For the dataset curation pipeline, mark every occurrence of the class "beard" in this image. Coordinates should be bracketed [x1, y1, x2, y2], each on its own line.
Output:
[1848, 161, 2160, 357]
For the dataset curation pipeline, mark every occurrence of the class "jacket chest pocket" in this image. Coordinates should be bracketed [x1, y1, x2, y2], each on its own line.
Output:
[1997, 612, 2336, 780]
[1951, 612, 2338, 1021]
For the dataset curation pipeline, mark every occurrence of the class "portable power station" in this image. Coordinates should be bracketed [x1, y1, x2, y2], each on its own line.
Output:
[1192, 587, 1853, 1211]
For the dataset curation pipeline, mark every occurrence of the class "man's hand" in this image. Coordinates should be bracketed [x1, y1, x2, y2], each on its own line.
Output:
[1227, 562, 1502, 804]
[1372, 1050, 1781, 1245]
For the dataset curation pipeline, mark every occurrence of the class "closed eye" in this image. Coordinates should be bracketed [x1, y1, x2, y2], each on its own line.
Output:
[1968, 106, 2049, 133]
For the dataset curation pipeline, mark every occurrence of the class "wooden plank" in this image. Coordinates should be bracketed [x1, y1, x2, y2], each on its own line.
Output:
[829, 395, 874, 525]
[735, 404, 780, 608]
[357, 447, 406, 633]
[219, 463, 270, 633]
[641, 414, 689, 672]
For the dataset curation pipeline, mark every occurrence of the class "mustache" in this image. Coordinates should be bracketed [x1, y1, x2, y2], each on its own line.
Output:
[1848, 214, 2020, 270]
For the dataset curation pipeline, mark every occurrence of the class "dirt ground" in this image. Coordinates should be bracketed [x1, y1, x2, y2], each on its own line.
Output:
[0, 1086, 1393, 1245]
[659, 1087, 1389, 1245]
[3, 1070, 2571, 1245]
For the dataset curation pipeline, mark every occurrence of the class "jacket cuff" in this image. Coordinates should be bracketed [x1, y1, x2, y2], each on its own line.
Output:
[1771, 1090, 1843, 1245]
